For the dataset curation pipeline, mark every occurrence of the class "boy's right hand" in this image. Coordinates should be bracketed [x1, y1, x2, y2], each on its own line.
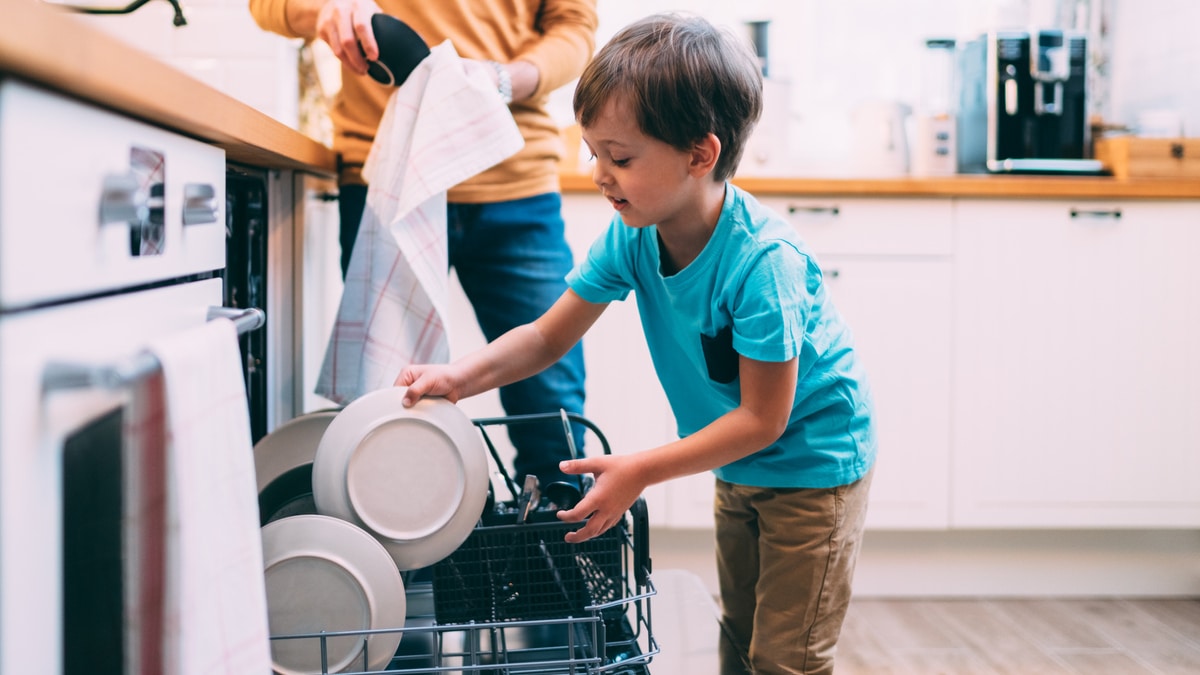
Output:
[394, 364, 462, 407]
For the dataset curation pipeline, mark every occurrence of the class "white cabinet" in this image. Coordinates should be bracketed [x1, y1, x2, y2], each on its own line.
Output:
[567, 194, 959, 531]
[951, 199, 1200, 527]
[766, 197, 955, 530]
[523, 191, 1200, 534]
[819, 257, 953, 528]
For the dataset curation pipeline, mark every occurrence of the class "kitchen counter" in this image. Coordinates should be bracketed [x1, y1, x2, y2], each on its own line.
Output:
[1, 0, 336, 174]
[560, 171, 1200, 199]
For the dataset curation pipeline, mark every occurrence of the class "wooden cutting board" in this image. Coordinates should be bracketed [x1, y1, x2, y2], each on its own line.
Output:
[1094, 137, 1200, 180]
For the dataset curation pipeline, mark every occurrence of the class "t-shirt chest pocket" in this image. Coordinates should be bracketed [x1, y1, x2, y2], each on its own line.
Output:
[700, 325, 738, 384]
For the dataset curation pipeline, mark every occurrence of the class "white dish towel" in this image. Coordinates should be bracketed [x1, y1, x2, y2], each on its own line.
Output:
[315, 40, 524, 405]
[148, 317, 271, 675]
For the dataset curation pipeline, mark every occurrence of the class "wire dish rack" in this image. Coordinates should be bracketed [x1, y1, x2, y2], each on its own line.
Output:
[269, 412, 658, 674]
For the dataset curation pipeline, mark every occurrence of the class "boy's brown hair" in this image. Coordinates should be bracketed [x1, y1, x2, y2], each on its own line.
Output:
[573, 13, 764, 182]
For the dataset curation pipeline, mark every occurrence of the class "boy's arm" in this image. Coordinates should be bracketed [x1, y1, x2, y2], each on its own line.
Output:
[398, 290, 606, 406]
[559, 355, 796, 538]
[558, 355, 798, 542]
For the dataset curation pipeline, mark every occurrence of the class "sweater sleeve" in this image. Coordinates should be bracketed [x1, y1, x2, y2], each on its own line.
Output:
[518, 0, 598, 100]
[248, 0, 307, 40]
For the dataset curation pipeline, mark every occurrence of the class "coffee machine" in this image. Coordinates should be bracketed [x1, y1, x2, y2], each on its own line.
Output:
[958, 30, 1102, 173]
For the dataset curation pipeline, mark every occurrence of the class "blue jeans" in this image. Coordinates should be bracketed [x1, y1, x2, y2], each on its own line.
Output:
[339, 186, 587, 485]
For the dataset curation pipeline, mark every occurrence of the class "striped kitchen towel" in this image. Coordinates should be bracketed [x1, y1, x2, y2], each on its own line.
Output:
[315, 40, 523, 404]
[149, 317, 271, 675]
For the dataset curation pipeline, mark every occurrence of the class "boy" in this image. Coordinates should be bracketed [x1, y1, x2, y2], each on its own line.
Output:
[398, 12, 876, 675]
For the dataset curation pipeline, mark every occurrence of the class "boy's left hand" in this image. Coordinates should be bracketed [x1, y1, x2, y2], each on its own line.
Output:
[555, 454, 645, 543]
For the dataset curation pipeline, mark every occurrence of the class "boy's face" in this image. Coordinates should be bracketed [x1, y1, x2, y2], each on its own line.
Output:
[580, 99, 711, 231]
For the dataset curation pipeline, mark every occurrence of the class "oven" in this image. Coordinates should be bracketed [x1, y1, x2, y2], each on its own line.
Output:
[0, 79, 263, 674]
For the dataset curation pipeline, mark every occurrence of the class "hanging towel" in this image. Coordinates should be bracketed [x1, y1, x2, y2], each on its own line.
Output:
[315, 40, 524, 404]
[124, 367, 168, 675]
[148, 317, 271, 675]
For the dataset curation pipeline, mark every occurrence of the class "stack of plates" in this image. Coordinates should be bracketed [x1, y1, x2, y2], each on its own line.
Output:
[254, 410, 338, 525]
[262, 514, 406, 674]
[252, 388, 489, 673]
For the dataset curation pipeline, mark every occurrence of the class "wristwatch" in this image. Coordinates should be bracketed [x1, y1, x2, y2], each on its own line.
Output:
[488, 60, 513, 104]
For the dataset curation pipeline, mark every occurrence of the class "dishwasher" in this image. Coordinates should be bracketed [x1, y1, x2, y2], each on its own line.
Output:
[269, 412, 658, 674]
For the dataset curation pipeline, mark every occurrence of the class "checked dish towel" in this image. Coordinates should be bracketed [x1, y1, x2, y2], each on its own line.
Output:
[316, 41, 523, 404]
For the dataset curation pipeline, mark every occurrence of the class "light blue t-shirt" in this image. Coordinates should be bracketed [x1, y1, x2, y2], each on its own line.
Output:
[566, 184, 876, 488]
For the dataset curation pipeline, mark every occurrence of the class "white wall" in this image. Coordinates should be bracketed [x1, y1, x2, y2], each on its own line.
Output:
[72, 0, 1198, 160]
[1109, 0, 1200, 135]
[72, 0, 301, 128]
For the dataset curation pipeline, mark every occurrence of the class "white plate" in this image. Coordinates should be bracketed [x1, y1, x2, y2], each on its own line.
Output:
[312, 387, 489, 570]
[253, 411, 339, 525]
[262, 514, 406, 674]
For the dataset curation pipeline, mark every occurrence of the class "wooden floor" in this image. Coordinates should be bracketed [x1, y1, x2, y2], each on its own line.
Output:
[837, 597, 1200, 675]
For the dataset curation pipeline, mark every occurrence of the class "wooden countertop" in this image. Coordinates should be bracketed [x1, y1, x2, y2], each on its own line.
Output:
[560, 171, 1200, 199]
[1, 0, 336, 175]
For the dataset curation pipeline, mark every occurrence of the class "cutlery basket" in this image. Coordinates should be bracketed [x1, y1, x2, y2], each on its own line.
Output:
[432, 501, 646, 624]
[432, 413, 650, 625]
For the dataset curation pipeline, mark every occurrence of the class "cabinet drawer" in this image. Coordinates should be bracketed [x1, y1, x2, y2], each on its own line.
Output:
[759, 197, 953, 257]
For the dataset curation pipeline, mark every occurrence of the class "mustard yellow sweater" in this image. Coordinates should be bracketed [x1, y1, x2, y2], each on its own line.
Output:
[249, 0, 597, 202]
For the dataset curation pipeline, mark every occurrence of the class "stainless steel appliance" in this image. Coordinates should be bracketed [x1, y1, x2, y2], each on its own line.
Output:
[0, 79, 262, 674]
[957, 30, 1102, 174]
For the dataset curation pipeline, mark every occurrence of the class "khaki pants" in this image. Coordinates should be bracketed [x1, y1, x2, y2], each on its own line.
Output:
[714, 469, 873, 675]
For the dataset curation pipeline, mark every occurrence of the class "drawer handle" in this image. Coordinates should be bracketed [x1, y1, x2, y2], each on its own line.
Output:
[1070, 208, 1122, 220]
[99, 172, 144, 225]
[788, 205, 840, 216]
[183, 183, 219, 225]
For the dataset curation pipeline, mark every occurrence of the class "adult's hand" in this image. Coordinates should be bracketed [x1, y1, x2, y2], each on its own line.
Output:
[315, 0, 383, 76]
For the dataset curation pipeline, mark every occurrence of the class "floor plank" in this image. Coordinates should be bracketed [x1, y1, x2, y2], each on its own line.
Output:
[835, 598, 1200, 675]
[646, 572, 1200, 675]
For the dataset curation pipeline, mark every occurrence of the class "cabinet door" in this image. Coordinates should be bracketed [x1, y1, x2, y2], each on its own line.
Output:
[821, 256, 953, 529]
[952, 199, 1200, 527]
[768, 197, 955, 530]
[628, 252, 959, 534]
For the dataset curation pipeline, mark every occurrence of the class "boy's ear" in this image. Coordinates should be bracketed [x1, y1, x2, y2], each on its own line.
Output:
[688, 133, 722, 177]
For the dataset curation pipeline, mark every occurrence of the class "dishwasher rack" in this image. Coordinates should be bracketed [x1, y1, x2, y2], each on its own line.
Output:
[269, 413, 658, 674]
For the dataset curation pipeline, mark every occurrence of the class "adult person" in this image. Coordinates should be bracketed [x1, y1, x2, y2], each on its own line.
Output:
[248, 0, 597, 486]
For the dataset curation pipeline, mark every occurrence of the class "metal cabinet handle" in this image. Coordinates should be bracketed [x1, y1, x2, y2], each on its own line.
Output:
[1069, 208, 1122, 220]
[183, 183, 219, 225]
[99, 172, 144, 225]
[788, 205, 840, 216]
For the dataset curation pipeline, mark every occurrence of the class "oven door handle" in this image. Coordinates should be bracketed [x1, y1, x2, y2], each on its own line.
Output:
[42, 306, 265, 392]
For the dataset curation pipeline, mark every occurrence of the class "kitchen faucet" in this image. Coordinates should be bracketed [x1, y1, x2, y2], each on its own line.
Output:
[51, 0, 188, 27]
